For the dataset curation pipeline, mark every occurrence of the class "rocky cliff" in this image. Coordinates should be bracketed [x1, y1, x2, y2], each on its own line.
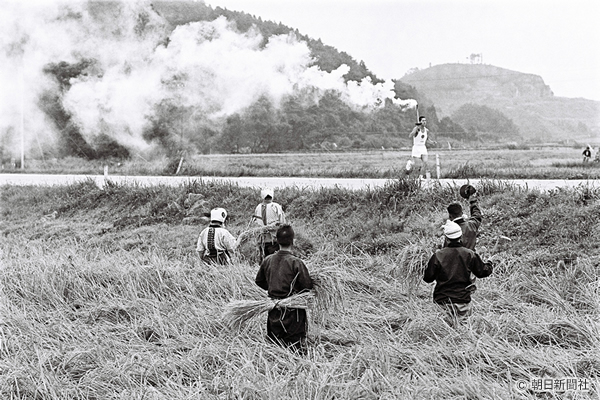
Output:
[400, 64, 600, 143]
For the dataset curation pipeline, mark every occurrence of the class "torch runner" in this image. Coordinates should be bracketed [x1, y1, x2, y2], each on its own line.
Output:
[406, 101, 432, 181]
[415, 102, 440, 179]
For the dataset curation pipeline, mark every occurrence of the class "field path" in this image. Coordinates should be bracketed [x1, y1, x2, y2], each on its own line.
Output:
[1, 173, 599, 192]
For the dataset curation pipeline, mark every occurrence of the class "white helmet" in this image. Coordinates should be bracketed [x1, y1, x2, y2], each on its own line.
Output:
[261, 188, 274, 200]
[210, 207, 227, 223]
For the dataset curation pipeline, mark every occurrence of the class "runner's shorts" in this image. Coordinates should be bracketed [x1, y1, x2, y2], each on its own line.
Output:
[412, 145, 428, 158]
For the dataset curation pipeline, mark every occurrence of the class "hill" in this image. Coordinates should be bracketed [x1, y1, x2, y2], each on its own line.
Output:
[400, 64, 600, 144]
[151, 0, 384, 84]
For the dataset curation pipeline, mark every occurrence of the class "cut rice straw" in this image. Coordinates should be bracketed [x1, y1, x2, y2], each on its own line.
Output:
[222, 291, 314, 330]
[222, 263, 347, 330]
[236, 225, 277, 247]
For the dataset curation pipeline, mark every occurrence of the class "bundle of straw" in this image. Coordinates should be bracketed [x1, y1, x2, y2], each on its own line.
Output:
[236, 225, 277, 247]
[308, 264, 346, 316]
[393, 241, 432, 295]
[222, 291, 314, 330]
[222, 258, 347, 330]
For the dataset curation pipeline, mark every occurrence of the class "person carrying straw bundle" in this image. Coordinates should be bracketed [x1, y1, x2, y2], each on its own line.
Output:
[255, 224, 312, 353]
[423, 220, 494, 327]
[252, 188, 286, 262]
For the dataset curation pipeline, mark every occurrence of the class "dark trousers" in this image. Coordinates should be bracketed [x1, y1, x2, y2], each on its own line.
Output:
[266, 307, 308, 352]
[260, 242, 280, 260]
[202, 251, 230, 265]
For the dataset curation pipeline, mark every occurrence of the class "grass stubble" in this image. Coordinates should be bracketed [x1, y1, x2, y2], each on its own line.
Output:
[0, 178, 599, 399]
[13, 147, 600, 180]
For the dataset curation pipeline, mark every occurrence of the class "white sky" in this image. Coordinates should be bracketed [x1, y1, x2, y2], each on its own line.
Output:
[206, 0, 600, 101]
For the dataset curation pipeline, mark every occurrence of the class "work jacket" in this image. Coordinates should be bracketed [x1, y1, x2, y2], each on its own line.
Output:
[424, 242, 493, 304]
[444, 199, 482, 250]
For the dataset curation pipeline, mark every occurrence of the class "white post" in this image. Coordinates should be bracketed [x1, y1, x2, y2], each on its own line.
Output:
[20, 69, 25, 170]
[104, 165, 108, 177]
[436, 154, 441, 179]
[175, 156, 184, 175]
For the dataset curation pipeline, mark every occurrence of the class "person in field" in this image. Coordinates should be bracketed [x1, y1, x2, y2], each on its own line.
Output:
[444, 191, 482, 251]
[424, 220, 494, 327]
[406, 115, 432, 179]
[255, 225, 313, 353]
[253, 188, 286, 261]
[196, 207, 237, 265]
[444, 188, 483, 292]
[582, 145, 592, 162]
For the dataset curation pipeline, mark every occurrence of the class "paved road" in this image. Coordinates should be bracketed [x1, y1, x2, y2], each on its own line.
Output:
[0, 173, 598, 191]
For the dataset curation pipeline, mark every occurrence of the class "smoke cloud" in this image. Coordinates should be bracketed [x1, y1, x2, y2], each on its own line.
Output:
[0, 0, 414, 159]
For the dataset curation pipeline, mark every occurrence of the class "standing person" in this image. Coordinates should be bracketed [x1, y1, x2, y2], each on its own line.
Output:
[423, 221, 494, 326]
[196, 207, 237, 265]
[583, 145, 592, 162]
[253, 188, 286, 261]
[406, 116, 432, 179]
[444, 188, 483, 292]
[255, 225, 313, 352]
[444, 191, 482, 251]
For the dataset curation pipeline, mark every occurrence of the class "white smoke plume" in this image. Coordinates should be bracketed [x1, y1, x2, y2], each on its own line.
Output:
[0, 0, 414, 158]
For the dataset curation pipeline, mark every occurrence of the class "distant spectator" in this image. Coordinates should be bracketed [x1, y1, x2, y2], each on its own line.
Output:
[583, 145, 592, 162]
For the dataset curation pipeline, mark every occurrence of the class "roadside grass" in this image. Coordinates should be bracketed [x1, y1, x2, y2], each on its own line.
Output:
[9, 148, 600, 179]
[1, 179, 599, 398]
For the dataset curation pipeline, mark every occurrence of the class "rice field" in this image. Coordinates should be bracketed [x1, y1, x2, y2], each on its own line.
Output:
[0, 178, 599, 399]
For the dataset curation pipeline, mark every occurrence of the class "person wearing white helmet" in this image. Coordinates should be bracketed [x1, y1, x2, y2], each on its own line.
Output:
[423, 220, 494, 326]
[196, 207, 237, 265]
[253, 188, 286, 261]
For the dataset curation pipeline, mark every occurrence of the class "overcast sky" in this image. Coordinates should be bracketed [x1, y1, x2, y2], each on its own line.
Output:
[206, 0, 600, 101]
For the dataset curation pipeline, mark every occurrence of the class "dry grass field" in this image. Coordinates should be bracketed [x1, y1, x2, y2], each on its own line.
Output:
[13, 147, 600, 179]
[1, 177, 599, 399]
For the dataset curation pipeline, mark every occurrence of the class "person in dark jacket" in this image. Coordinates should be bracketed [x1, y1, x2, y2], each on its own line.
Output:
[583, 145, 592, 162]
[255, 224, 313, 352]
[424, 220, 493, 326]
[444, 191, 483, 292]
[444, 192, 482, 251]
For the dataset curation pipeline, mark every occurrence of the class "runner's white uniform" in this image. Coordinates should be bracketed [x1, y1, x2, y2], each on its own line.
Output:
[412, 127, 428, 157]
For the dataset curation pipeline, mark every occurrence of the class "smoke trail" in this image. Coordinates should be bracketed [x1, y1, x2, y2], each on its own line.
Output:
[1, 1, 414, 159]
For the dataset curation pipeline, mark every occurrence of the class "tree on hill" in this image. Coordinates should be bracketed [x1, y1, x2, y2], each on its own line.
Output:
[437, 117, 467, 140]
[451, 103, 520, 141]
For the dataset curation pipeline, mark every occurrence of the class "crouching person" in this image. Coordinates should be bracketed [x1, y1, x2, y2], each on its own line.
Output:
[423, 220, 493, 326]
[196, 208, 237, 265]
[255, 224, 313, 353]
